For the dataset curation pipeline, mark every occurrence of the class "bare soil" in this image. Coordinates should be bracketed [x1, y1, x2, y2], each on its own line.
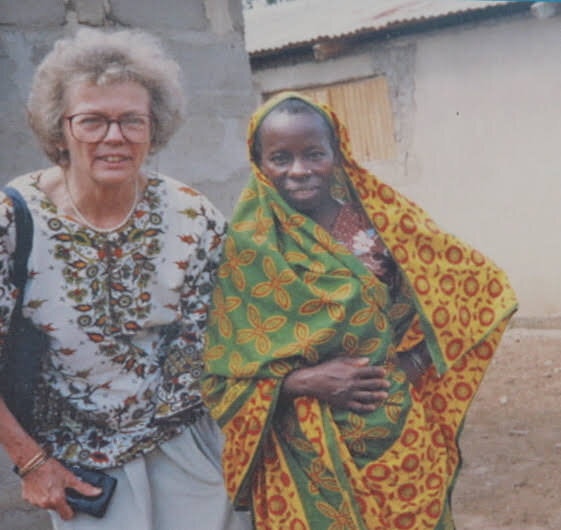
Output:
[453, 328, 561, 530]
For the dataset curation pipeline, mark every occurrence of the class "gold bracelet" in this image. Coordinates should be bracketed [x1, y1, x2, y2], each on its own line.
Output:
[13, 450, 50, 478]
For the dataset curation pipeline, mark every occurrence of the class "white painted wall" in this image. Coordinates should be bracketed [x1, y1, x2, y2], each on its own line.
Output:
[407, 14, 561, 319]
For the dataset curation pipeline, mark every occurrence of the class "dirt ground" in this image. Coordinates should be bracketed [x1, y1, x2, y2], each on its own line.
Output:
[1, 327, 560, 529]
[453, 328, 561, 530]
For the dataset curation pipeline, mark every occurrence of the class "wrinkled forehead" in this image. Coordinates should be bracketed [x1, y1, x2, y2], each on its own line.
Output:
[63, 79, 151, 113]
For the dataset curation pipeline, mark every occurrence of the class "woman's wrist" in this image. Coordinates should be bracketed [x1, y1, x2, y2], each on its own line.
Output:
[281, 367, 315, 399]
[0, 398, 49, 478]
[13, 449, 50, 478]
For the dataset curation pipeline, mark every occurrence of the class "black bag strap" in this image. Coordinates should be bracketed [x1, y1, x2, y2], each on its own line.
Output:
[1, 186, 40, 435]
[4, 186, 33, 294]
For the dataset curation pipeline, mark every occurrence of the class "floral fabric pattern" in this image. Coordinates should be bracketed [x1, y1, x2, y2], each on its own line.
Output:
[202, 92, 518, 529]
[0, 169, 226, 468]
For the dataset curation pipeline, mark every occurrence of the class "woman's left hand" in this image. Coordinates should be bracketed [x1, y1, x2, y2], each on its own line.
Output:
[281, 356, 391, 414]
[21, 458, 102, 520]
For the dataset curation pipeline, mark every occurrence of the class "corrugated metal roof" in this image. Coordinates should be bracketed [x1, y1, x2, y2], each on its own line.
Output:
[244, 0, 523, 56]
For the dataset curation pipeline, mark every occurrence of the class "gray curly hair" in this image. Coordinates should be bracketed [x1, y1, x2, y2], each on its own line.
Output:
[27, 27, 185, 166]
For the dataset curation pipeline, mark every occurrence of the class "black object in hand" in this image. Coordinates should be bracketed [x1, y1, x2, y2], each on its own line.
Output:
[64, 464, 117, 518]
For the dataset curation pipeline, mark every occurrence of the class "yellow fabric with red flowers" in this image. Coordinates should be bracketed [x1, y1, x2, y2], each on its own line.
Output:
[202, 92, 517, 529]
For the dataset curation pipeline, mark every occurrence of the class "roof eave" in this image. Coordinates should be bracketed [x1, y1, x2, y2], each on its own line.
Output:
[248, 1, 532, 63]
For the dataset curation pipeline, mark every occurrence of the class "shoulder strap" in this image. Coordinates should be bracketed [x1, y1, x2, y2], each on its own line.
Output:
[4, 186, 33, 291]
[1, 187, 41, 436]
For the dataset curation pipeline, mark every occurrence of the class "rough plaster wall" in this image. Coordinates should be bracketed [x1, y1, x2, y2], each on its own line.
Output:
[0, 1, 255, 528]
[0, 0, 255, 217]
[0, 27, 66, 184]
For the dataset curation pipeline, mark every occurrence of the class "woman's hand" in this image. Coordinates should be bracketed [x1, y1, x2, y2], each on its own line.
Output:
[281, 357, 390, 414]
[21, 458, 102, 520]
[0, 398, 101, 520]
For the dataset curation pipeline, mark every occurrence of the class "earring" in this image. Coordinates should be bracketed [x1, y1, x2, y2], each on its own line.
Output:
[330, 166, 351, 202]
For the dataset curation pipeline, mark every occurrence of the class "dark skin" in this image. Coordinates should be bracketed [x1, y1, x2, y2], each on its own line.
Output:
[256, 110, 342, 231]
[255, 108, 431, 413]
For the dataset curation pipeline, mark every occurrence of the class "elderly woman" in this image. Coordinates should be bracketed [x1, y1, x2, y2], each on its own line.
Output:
[202, 92, 518, 529]
[0, 28, 250, 530]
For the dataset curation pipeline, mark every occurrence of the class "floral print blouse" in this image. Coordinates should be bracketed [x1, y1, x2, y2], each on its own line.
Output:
[0, 169, 226, 469]
[331, 202, 401, 294]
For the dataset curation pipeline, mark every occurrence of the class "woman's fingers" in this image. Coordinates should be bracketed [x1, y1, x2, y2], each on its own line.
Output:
[352, 390, 390, 404]
[337, 357, 389, 379]
[67, 474, 103, 498]
[355, 364, 388, 379]
[301, 356, 394, 411]
[23, 482, 73, 519]
[53, 496, 75, 521]
[355, 377, 391, 392]
[329, 386, 390, 411]
[324, 357, 394, 411]
[19, 459, 93, 520]
[347, 400, 380, 414]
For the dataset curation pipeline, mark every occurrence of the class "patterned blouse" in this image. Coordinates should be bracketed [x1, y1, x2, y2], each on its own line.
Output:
[331, 202, 401, 294]
[0, 169, 226, 469]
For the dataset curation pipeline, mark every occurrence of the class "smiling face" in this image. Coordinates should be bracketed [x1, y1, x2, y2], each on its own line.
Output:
[61, 81, 152, 189]
[256, 109, 340, 219]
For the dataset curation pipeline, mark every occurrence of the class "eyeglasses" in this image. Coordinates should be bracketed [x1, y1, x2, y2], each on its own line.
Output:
[65, 113, 152, 144]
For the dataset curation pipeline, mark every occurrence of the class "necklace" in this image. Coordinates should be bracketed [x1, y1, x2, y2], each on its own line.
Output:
[64, 173, 140, 233]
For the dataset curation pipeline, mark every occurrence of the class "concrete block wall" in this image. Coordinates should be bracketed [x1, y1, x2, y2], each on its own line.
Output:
[0, 1, 256, 527]
[0, 0, 256, 216]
